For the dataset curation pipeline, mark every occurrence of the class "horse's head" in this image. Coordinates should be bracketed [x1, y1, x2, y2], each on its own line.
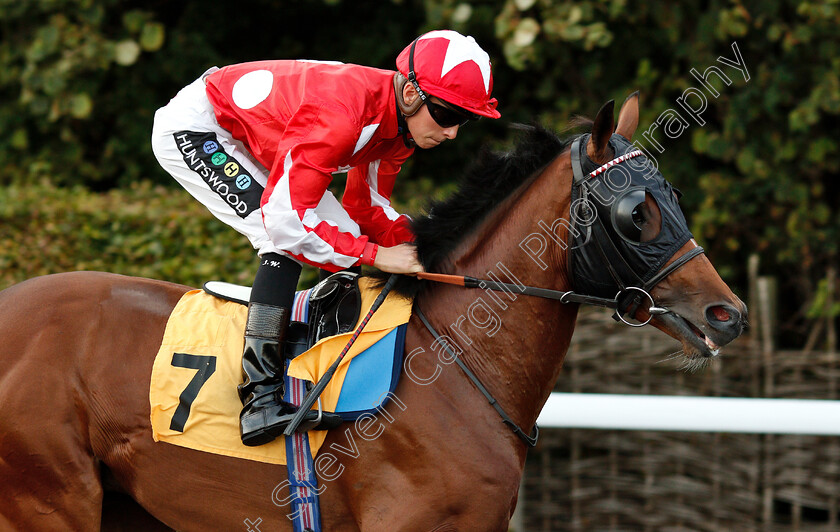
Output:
[569, 93, 747, 366]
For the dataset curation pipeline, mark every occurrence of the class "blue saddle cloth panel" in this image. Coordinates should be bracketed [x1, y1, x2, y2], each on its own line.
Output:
[333, 324, 406, 421]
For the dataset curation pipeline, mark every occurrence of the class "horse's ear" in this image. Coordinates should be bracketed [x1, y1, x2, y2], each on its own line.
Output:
[587, 100, 615, 163]
[615, 91, 640, 141]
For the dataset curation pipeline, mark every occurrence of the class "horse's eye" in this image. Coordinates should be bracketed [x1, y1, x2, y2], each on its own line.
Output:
[631, 205, 645, 227]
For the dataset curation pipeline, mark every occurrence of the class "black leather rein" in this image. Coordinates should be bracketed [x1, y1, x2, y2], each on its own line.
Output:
[414, 305, 540, 447]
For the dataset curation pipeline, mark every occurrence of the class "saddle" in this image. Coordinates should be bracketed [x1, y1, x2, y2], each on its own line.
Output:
[307, 271, 362, 344]
[205, 272, 363, 431]
[205, 270, 362, 348]
[150, 274, 410, 466]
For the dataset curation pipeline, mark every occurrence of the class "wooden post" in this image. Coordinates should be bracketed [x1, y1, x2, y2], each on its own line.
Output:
[827, 266, 838, 527]
[748, 254, 761, 353]
[758, 276, 778, 358]
[757, 275, 777, 530]
[746, 255, 763, 524]
[828, 267, 837, 353]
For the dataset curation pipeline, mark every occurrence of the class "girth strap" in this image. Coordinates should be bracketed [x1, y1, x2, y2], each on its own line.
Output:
[414, 306, 539, 448]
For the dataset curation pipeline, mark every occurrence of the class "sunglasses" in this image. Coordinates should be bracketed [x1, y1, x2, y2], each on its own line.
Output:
[425, 99, 478, 128]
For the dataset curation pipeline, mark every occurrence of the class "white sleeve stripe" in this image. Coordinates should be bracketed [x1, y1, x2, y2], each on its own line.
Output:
[366, 160, 380, 192]
[365, 159, 400, 221]
[353, 123, 380, 155]
[262, 151, 359, 267]
[369, 188, 402, 222]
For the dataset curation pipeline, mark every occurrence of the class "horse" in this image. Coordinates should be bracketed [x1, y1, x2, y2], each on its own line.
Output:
[0, 94, 746, 531]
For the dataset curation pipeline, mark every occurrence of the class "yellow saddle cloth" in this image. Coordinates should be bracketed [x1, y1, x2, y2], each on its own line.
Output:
[149, 278, 412, 465]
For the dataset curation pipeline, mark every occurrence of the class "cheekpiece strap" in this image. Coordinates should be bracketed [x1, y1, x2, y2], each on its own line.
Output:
[570, 137, 585, 185]
[644, 244, 706, 290]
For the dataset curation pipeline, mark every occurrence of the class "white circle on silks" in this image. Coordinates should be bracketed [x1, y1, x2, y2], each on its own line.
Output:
[232, 70, 274, 110]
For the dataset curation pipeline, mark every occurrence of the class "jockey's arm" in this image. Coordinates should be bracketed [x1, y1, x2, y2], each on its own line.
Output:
[261, 103, 422, 274]
[342, 162, 415, 244]
[343, 161, 423, 274]
[260, 102, 374, 272]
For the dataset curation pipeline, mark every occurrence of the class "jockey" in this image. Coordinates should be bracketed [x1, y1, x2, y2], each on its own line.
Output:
[151, 30, 501, 446]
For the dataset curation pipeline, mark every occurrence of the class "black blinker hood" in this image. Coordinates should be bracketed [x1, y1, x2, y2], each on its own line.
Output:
[568, 133, 694, 299]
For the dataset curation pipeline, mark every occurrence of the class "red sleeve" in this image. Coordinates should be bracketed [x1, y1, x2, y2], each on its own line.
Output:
[342, 158, 415, 247]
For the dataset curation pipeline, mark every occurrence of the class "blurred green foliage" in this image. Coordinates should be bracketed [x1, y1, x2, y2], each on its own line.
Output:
[0, 181, 256, 287]
[0, 181, 338, 289]
[0, 0, 838, 344]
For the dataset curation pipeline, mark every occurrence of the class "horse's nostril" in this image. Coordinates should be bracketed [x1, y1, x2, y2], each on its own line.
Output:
[705, 304, 741, 330]
[710, 306, 730, 322]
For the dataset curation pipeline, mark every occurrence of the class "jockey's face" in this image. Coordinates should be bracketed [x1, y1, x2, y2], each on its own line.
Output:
[402, 83, 460, 149]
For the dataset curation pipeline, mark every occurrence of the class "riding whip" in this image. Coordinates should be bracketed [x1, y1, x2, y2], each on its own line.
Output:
[283, 273, 400, 436]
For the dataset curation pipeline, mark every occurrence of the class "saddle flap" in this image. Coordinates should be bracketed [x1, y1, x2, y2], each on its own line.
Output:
[149, 281, 412, 465]
[309, 272, 362, 344]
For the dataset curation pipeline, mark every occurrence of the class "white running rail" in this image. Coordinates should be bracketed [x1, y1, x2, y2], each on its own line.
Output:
[537, 393, 840, 435]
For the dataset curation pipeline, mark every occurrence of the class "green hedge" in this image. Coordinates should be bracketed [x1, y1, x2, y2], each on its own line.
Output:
[0, 181, 324, 291]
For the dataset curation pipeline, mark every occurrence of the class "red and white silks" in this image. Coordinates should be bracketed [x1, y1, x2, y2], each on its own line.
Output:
[152, 61, 415, 271]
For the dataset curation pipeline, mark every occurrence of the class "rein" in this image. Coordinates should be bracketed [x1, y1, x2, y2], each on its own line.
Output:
[414, 305, 539, 447]
[417, 243, 703, 327]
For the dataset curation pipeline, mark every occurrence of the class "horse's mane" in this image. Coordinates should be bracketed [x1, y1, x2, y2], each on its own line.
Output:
[412, 125, 574, 271]
[368, 124, 583, 296]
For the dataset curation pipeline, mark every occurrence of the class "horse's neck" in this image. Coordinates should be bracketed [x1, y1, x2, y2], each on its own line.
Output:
[420, 154, 578, 433]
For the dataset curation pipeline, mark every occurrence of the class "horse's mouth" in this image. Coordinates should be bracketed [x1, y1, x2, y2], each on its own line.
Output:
[656, 311, 720, 358]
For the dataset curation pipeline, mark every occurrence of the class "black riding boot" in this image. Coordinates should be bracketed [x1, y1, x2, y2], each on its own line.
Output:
[237, 252, 302, 446]
[237, 302, 299, 446]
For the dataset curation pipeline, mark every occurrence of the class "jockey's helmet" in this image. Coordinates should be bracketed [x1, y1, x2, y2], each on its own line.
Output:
[395, 30, 500, 120]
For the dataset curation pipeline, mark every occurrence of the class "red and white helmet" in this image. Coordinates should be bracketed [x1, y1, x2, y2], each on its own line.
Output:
[396, 30, 501, 119]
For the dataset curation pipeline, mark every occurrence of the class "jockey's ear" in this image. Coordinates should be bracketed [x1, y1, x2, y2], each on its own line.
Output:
[587, 100, 615, 163]
[616, 92, 640, 141]
[394, 72, 424, 117]
[403, 83, 419, 106]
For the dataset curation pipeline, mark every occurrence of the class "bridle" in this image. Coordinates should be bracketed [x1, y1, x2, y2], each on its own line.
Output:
[418, 137, 705, 327]
[566, 135, 705, 326]
[414, 135, 705, 447]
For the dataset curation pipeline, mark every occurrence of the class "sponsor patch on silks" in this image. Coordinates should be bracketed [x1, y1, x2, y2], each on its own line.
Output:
[173, 130, 263, 218]
[148, 278, 412, 465]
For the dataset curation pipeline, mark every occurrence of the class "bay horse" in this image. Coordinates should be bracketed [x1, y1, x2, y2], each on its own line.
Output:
[0, 95, 746, 531]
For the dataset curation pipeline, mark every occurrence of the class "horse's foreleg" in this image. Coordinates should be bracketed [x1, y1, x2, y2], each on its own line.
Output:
[0, 276, 106, 531]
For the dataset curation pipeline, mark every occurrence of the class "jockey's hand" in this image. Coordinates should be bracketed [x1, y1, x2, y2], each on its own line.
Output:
[373, 243, 424, 275]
